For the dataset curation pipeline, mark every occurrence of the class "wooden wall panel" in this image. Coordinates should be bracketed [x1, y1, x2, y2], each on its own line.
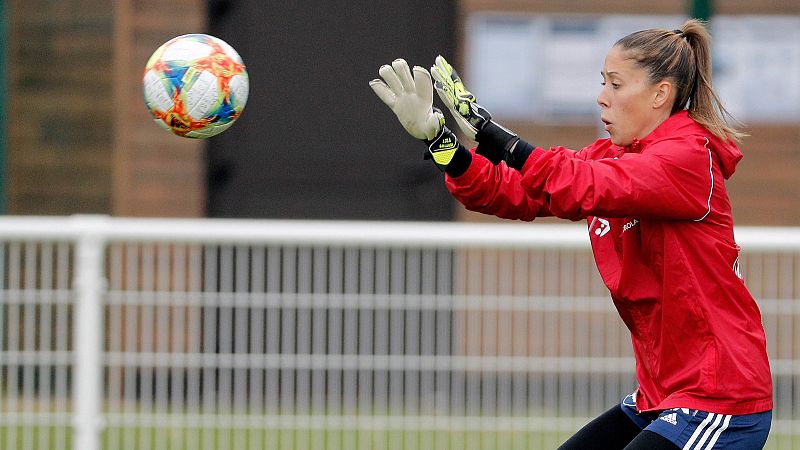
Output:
[7, 1, 114, 214]
[727, 125, 800, 225]
[8, 0, 207, 216]
[112, 0, 206, 217]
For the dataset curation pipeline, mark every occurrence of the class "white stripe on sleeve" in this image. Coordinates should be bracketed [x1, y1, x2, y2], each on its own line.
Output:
[694, 137, 714, 222]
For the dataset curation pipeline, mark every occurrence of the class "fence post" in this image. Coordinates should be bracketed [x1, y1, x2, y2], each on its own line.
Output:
[72, 215, 108, 450]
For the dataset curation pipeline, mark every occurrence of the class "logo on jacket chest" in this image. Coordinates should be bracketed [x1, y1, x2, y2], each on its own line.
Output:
[594, 218, 610, 237]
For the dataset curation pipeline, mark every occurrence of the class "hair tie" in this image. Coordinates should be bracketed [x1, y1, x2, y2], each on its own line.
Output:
[672, 29, 685, 37]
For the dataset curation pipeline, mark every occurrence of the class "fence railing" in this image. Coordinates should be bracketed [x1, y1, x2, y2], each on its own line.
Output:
[0, 215, 798, 450]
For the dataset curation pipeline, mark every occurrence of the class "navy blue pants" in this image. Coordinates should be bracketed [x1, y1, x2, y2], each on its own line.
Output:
[559, 394, 771, 450]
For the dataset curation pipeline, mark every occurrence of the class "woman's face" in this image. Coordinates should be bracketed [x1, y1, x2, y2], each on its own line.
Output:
[597, 46, 671, 146]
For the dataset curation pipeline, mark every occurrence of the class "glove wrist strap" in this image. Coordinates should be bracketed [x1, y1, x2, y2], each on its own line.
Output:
[475, 120, 519, 161]
[475, 142, 504, 165]
[475, 120, 517, 148]
[444, 145, 471, 177]
[504, 139, 534, 171]
[425, 126, 467, 173]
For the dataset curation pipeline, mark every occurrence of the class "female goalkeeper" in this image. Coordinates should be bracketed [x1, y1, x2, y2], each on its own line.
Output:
[370, 19, 772, 450]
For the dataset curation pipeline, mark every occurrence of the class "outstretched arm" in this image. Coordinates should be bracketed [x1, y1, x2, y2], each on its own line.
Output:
[519, 136, 720, 221]
[369, 57, 549, 221]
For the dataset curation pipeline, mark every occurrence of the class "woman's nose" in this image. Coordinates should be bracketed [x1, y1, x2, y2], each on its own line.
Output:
[597, 91, 609, 108]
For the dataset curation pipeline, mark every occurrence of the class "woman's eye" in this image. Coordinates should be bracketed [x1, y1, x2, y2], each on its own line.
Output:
[612, 83, 621, 89]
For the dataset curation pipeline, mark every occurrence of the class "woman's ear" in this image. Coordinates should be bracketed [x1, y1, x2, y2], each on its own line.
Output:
[653, 80, 673, 109]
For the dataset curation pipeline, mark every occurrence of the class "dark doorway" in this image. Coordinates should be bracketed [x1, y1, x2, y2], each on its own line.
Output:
[207, 1, 457, 220]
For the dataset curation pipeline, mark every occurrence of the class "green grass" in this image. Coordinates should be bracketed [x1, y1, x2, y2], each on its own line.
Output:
[2, 426, 571, 450]
[100, 427, 570, 450]
[1, 424, 797, 449]
[0, 426, 72, 450]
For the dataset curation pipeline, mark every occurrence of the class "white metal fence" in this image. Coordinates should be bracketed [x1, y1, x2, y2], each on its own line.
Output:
[0, 216, 797, 450]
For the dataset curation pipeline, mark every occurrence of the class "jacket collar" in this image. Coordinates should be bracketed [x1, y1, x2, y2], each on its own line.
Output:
[616, 110, 743, 179]
[623, 110, 692, 153]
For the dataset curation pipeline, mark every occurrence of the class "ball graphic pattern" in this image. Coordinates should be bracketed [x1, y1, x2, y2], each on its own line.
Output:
[143, 34, 248, 138]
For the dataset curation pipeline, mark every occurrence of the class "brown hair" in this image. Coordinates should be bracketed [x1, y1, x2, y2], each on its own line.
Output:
[615, 19, 746, 143]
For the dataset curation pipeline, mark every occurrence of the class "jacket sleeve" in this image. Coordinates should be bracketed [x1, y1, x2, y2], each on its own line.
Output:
[445, 148, 580, 221]
[519, 135, 717, 221]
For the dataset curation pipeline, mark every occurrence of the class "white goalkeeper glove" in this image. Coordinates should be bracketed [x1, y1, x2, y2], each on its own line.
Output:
[370, 58, 443, 141]
[431, 55, 527, 167]
[370, 58, 465, 171]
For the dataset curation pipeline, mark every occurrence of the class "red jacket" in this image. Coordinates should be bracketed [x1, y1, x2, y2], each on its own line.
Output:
[446, 111, 773, 415]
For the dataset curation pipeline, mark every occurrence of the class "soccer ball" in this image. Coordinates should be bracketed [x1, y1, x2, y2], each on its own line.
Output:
[143, 34, 249, 138]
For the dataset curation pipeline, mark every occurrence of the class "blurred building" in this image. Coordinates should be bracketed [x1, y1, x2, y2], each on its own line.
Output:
[4, 0, 799, 223]
[6, 0, 206, 216]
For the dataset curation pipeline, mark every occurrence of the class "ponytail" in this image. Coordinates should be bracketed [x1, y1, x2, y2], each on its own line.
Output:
[679, 19, 746, 143]
[615, 19, 746, 143]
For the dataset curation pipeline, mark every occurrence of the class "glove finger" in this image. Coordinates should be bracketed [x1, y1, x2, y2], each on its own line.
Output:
[431, 66, 460, 107]
[432, 107, 445, 123]
[412, 66, 433, 105]
[433, 55, 449, 78]
[378, 63, 404, 95]
[423, 109, 443, 141]
[435, 55, 460, 83]
[391, 58, 416, 94]
[369, 79, 396, 108]
[430, 63, 446, 86]
[432, 67, 457, 105]
[433, 81, 456, 109]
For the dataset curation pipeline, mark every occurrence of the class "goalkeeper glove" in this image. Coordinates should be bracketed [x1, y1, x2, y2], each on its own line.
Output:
[370, 58, 469, 173]
[431, 55, 531, 167]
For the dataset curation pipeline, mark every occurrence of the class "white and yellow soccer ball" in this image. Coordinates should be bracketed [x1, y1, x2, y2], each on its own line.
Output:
[143, 34, 249, 138]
